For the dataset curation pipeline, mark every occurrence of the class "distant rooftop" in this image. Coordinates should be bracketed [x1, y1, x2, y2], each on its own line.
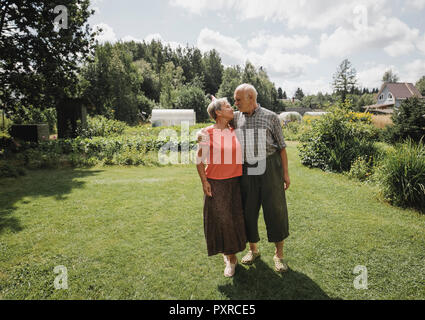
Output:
[378, 82, 423, 99]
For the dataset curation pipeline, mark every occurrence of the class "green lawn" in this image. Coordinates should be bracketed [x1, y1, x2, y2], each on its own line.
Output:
[0, 142, 424, 300]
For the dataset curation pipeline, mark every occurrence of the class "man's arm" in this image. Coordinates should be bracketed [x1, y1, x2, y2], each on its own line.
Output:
[271, 114, 290, 191]
[280, 148, 290, 191]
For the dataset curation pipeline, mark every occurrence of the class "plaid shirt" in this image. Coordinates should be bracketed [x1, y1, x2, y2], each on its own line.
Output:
[233, 104, 286, 163]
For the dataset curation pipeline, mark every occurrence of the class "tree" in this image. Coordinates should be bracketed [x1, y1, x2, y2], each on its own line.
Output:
[282, 91, 287, 99]
[332, 59, 358, 103]
[387, 97, 425, 143]
[159, 61, 185, 109]
[217, 66, 242, 105]
[382, 70, 399, 83]
[278, 87, 283, 99]
[416, 76, 425, 96]
[202, 49, 223, 95]
[81, 43, 150, 124]
[295, 88, 305, 100]
[174, 85, 209, 122]
[355, 93, 375, 112]
[0, 0, 98, 115]
[134, 59, 161, 102]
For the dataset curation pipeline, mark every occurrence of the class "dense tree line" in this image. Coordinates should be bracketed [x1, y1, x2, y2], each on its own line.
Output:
[2, 1, 423, 127]
[80, 40, 285, 124]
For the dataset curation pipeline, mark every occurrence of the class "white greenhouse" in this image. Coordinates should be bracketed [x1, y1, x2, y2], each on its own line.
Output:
[303, 112, 329, 117]
[151, 109, 196, 127]
[278, 112, 302, 125]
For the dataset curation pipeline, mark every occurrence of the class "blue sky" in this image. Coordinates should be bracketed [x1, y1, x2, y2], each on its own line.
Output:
[89, 0, 425, 97]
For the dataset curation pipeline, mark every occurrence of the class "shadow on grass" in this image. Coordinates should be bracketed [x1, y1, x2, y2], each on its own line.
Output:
[0, 168, 104, 235]
[218, 259, 337, 300]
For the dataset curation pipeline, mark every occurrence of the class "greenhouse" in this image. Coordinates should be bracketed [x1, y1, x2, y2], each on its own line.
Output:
[151, 109, 196, 127]
[278, 112, 302, 125]
[303, 112, 329, 117]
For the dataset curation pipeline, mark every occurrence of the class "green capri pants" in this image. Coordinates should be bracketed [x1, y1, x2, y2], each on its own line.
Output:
[241, 151, 290, 243]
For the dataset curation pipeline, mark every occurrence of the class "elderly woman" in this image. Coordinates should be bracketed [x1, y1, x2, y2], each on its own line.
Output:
[196, 97, 247, 277]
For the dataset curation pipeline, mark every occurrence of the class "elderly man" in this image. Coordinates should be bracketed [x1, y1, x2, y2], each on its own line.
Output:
[233, 83, 290, 272]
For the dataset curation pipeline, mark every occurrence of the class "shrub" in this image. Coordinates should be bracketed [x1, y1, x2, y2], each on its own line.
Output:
[0, 161, 26, 178]
[78, 115, 127, 138]
[385, 97, 425, 144]
[0, 131, 13, 150]
[375, 139, 425, 213]
[347, 156, 373, 181]
[298, 105, 378, 172]
[9, 106, 57, 133]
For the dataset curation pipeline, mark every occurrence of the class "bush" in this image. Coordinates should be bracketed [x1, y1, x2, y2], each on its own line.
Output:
[347, 156, 373, 181]
[0, 161, 26, 178]
[376, 139, 425, 213]
[9, 106, 57, 133]
[385, 97, 425, 144]
[298, 105, 378, 172]
[0, 131, 13, 150]
[78, 115, 127, 138]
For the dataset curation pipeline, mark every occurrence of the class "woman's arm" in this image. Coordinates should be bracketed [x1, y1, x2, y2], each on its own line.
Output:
[196, 147, 213, 197]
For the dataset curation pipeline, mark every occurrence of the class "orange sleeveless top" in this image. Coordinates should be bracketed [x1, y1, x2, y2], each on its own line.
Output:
[198, 125, 243, 180]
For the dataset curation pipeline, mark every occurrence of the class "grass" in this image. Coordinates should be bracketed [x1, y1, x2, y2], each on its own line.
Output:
[0, 142, 424, 300]
[372, 115, 393, 129]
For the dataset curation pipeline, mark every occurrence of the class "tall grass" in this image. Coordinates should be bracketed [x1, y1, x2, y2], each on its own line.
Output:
[376, 139, 425, 213]
[372, 115, 393, 129]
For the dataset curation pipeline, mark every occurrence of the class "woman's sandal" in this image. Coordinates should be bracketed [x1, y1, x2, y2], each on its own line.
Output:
[224, 258, 238, 277]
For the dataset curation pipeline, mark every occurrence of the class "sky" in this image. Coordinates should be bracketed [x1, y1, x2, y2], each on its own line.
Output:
[88, 0, 425, 97]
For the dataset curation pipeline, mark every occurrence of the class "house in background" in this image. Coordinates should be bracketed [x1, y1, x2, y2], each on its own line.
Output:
[364, 82, 423, 114]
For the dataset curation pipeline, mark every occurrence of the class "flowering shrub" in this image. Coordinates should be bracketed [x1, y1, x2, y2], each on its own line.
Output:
[298, 105, 379, 172]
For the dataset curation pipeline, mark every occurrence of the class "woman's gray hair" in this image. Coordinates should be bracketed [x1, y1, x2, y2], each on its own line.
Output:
[207, 98, 229, 121]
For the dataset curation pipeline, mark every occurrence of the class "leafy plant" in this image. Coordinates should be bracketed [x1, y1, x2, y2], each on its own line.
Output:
[385, 97, 425, 144]
[376, 139, 425, 213]
[298, 104, 378, 172]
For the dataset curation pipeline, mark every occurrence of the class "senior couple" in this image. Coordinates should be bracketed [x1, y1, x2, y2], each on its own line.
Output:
[196, 84, 290, 278]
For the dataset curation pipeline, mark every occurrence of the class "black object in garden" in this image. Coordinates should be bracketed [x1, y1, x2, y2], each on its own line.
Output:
[10, 124, 49, 143]
[56, 98, 88, 139]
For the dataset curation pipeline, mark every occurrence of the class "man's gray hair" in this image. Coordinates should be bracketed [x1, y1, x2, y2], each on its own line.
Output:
[235, 83, 258, 101]
[207, 98, 228, 121]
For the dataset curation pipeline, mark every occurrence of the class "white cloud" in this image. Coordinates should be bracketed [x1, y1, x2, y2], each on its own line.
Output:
[247, 50, 317, 78]
[170, 0, 388, 30]
[196, 28, 317, 78]
[319, 17, 420, 58]
[143, 33, 182, 50]
[357, 63, 398, 89]
[94, 23, 117, 43]
[197, 28, 246, 64]
[94, 26, 183, 49]
[417, 34, 425, 55]
[406, 0, 425, 9]
[248, 33, 311, 50]
[121, 35, 144, 43]
[403, 59, 425, 83]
